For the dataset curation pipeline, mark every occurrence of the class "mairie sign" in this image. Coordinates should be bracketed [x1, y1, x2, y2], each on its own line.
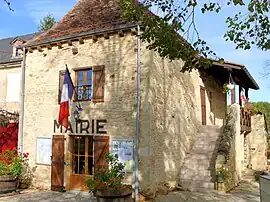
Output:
[54, 119, 107, 134]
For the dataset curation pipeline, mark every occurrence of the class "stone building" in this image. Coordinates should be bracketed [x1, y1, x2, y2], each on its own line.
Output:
[20, 0, 259, 195]
[0, 33, 39, 112]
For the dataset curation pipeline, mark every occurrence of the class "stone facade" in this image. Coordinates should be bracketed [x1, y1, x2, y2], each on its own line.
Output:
[22, 32, 226, 191]
[0, 63, 21, 112]
[245, 113, 267, 171]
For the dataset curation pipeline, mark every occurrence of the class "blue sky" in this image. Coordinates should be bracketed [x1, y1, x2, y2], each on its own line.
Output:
[0, 0, 269, 102]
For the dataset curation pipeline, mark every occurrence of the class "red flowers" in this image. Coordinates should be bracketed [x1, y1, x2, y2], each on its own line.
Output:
[23, 153, 29, 158]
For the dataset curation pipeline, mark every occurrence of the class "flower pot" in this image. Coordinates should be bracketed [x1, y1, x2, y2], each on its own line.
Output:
[94, 187, 133, 202]
[0, 175, 18, 194]
[216, 174, 224, 183]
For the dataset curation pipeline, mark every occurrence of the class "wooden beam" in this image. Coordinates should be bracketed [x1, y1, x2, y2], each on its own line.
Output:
[118, 30, 124, 37]
[104, 33, 109, 39]
[245, 87, 249, 102]
[37, 46, 43, 52]
[57, 42, 62, 49]
[68, 40, 73, 46]
[46, 44, 52, 50]
[231, 88, 236, 104]
[78, 38, 84, 44]
[92, 35, 98, 42]
[131, 28, 137, 35]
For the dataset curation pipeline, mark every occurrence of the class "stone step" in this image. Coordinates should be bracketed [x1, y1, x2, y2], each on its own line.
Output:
[179, 179, 215, 190]
[185, 153, 215, 160]
[182, 162, 215, 170]
[199, 125, 220, 133]
[180, 175, 214, 182]
[180, 169, 214, 178]
[191, 144, 218, 151]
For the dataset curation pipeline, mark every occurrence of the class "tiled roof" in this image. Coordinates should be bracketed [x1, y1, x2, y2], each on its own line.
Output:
[0, 33, 40, 64]
[28, 0, 135, 45]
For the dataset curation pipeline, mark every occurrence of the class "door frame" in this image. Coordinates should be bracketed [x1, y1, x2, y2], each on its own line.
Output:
[68, 134, 110, 191]
[200, 86, 206, 125]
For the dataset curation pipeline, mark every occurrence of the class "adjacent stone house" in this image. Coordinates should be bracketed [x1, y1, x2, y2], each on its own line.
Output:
[20, 0, 259, 195]
[0, 33, 39, 112]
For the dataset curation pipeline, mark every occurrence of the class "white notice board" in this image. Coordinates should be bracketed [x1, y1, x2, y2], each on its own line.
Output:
[36, 137, 52, 165]
[111, 139, 134, 172]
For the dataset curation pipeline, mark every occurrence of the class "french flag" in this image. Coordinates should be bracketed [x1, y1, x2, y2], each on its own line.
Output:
[58, 68, 74, 128]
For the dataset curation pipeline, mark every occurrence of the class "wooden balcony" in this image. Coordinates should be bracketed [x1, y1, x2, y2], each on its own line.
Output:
[240, 108, 251, 132]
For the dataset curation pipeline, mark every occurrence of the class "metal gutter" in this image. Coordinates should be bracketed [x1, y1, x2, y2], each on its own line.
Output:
[25, 24, 138, 47]
[18, 47, 26, 153]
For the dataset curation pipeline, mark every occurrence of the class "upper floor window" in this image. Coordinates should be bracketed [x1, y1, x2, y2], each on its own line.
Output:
[58, 66, 105, 103]
[76, 69, 93, 101]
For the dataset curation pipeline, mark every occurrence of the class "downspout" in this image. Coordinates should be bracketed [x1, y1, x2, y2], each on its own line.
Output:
[18, 47, 26, 153]
[134, 25, 141, 202]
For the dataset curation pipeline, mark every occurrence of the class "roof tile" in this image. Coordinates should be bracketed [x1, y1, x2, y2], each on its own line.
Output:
[29, 0, 134, 44]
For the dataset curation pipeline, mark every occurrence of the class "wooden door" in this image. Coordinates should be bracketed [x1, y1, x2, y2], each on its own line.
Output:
[51, 135, 65, 191]
[200, 86, 206, 125]
[69, 136, 93, 190]
[94, 136, 109, 172]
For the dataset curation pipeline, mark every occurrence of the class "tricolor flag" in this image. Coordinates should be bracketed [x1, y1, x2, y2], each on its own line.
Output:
[58, 67, 74, 128]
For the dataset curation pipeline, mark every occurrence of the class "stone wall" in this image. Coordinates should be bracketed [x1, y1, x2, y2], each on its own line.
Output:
[22, 32, 227, 191]
[139, 47, 226, 196]
[23, 33, 138, 189]
[215, 104, 241, 191]
[247, 113, 267, 171]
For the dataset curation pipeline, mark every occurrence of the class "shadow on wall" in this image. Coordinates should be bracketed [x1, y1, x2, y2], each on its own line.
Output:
[199, 70, 227, 126]
[140, 50, 201, 196]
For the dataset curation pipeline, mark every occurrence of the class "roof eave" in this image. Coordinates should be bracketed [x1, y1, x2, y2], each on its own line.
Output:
[25, 24, 138, 48]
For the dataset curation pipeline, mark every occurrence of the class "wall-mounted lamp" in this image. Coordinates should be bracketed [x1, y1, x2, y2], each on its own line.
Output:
[73, 108, 80, 121]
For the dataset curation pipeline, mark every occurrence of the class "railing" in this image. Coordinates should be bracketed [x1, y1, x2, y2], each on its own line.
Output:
[240, 108, 251, 132]
[74, 85, 92, 101]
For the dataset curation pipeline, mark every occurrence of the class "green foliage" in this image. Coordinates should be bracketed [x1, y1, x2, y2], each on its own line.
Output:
[38, 14, 56, 32]
[251, 102, 270, 130]
[0, 150, 29, 178]
[84, 153, 127, 192]
[120, 0, 270, 73]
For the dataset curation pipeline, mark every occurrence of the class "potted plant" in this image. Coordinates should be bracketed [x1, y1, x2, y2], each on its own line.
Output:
[0, 150, 29, 194]
[84, 153, 132, 202]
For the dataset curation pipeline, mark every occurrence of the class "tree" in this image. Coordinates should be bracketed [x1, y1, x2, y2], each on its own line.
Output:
[38, 14, 56, 32]
[252, 102, 270, 131]
[120, 0, 270, 72]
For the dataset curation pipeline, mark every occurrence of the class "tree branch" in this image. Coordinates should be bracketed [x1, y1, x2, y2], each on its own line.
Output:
[4, 0, 14, 11]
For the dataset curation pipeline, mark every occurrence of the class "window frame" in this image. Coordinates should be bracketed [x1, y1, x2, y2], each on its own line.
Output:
[74, 67, 93, 102]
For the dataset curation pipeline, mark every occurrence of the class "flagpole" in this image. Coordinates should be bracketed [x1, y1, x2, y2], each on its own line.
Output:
[134, 24, 141, 202]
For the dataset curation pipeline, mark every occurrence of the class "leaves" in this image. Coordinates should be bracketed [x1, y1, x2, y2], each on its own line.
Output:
[38, 14, 56, 32]
[120, 0, 270, 73]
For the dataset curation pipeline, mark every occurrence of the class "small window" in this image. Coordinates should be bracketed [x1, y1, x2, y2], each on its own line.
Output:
[75, 69, 93, 101]
[57, 66, 105, 103]
[75, 66, 105, 102]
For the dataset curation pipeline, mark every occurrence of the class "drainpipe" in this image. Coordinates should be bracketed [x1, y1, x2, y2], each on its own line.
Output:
[18, 47, 26, 154]
[134, 24, 141, 202]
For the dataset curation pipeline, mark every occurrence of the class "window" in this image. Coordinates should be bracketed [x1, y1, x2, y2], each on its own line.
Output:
[74, 66, 105, 102]
[6, 72, 20, 102]
[58, 66, 105, 103]
[76, 69, 93, 101]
